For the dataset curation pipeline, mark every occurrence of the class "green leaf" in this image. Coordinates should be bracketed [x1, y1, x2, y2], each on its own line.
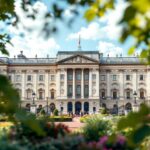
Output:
[128, 46, 135, 55]
[132, 125, 150, 144]
[84, 8, 97, 22]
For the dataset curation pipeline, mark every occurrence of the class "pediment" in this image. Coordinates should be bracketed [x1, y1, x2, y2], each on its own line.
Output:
[57, 54, 99, 64]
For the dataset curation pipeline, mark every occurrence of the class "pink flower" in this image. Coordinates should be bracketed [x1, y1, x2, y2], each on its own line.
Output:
[117, 135, 126, 145]
[98, 136, 108, 145]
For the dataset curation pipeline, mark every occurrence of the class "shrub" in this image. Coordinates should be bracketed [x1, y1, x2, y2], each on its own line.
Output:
[40, 109, 46, 116]
[34, 135, 85, 150]
[80, 115, 90, 123]
[53, 109, 59, 116]
[48, 116, 72, 122]
[9, 118, 70, 143]
[82, 115, 112, 141]
[0, 115, 8, 122]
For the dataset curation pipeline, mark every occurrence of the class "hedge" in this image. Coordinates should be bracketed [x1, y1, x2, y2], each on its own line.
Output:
[48, 116, 72, 122]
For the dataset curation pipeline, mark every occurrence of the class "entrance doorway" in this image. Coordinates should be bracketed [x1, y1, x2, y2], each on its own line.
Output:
[50, 103, 55, 113]
[67, 102, 73, 113]
[84, 102, 89, 114]
[75, 102, 81, 115]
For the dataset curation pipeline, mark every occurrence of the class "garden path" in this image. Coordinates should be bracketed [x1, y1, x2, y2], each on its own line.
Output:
[55, 117, 85, 132]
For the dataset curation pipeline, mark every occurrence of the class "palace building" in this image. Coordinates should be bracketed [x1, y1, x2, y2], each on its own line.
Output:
[0, 50, 149, 114]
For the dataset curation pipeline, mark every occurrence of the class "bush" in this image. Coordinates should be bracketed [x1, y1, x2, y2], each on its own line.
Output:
[82, 115, 113, 141]
[53, 109, 59, 116]
[40, 109, 46, 116]
[80, 115, 90, 123]
[0, 115, 8, 122]
[48, 116, 72, 122]
[9, 118, 70, 143]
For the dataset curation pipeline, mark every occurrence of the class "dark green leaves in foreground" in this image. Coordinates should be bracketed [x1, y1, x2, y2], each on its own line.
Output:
[117, 104, 150, 146]
[0, 75, 44, 135]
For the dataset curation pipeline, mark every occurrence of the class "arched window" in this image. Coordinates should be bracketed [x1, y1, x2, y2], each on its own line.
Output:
[112, 90, 117, 99]
[26, 103, 30, 111]
[126, 89, 132, 99]
[125, 103, 132, 111]
[140, 90, 144, 99]
[101, 89, 106, 99]
[84, 102, 89, 113]
[38, 89, 45, 100]
[67, 102, 72, 113]
[51, 89, 55, 99]
[26, 89, 32, 99]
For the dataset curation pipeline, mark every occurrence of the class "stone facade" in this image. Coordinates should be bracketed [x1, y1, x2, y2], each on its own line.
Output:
[0, 51, 149, 114]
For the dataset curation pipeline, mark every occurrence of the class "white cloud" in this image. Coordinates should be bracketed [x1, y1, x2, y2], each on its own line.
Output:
[67, 1, 127, 41]
[98, 41, 123, 57]
[63, 5, 76, 18]
[67, 22, 102, 40]
[6, 36, 60, 58]
[0, 0, 60, 58]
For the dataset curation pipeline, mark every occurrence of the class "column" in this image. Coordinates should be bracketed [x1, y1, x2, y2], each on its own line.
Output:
[22, 72, 25, 100]
[95, 69, 99, 98]
[106, 71, 111, 100]
[64, 69, 67, 98]
[72, 101, 75, 114]
[33, 72, 37, 101]
[56, 69, 60, 98]
[73, 69, 75, 99]
[45, 71, 49, 98]
[81, 69, 84, 99]
[89, 69, 92, 98]
[81, 101, 84, 112]
[119, 71, 124, 100]
[132, 70, 137, 92]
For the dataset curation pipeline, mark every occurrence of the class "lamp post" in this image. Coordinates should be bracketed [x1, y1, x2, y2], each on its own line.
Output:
[133, 91, 137, 104]
[32, 92, 36, 104]
[30, 92, 36, 114]
[60, 102, 63, 115]
[46, 97, 49, 115]
[116, 100, 118, 115]
[133, 91, 139, 112]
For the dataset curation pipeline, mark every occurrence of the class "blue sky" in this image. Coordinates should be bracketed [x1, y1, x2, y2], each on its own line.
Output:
[0, 0, 138, 58]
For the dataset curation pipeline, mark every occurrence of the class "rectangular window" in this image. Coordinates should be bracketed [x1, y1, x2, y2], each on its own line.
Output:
[39, 75, 44, 81]
[8, 75, 11, 81]
[15, 75, 21, 82]
[67, 85, 72, 97]
[84, 85, 89, 98]
[112, 75, 117, 81]
[101, 75, 105, 81]
[140, 75, 144, 80]
[113, 91, 117, 99]
[60, 74, 64, 80]
[68, 74, 73, 80]
[51, 75, 55, 81]
[126, 91, 130, 99]
[76, 85, 81, 98]
[92, 74, 96, 80]
[126, 75, 130, 81]
[27, 75, 32, 81]
[39, 91, 43, 99]
[84, 73, 89, 80]
[76, 73, 81, 80]
[102, 91, 105, 98]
